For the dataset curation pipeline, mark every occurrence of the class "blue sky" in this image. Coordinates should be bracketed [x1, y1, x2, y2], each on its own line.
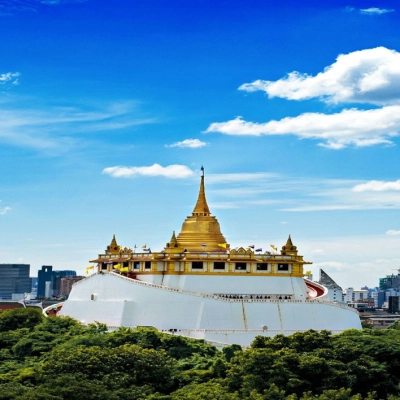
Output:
[1, 0, 400, 289]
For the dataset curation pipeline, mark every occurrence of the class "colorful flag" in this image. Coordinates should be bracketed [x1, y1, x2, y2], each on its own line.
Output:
[143, 248, 151, 252]
[142, 244, 147, 248]
[85, 265, 94, 274]
[270, 244, 277, 251]
[248, 245, 255, 249]
[255, 248, 262, 252]
[218, 243, 227, 248]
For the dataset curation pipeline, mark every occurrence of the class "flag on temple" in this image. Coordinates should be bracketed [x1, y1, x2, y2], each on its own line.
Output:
[143, 248, 151, 252]
[218, 243, 227, 248]
[270, 244, 277, 251]
[255, 248, 262, 252]
[85, 265, 94, 274]
[142, 244, 147, 248]
[248, 245, 255, 249]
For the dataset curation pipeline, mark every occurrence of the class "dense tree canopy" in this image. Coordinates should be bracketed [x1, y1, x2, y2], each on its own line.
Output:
[0, 307, 400, 399]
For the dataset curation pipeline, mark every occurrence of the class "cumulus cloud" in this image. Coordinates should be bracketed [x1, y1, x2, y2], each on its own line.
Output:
[386, 230, 400, 235]
[360, 7, 394, 15]
[102, 164, 194, 179]
[239, 47, 400, 105]
[206, 106, 400, 149]
[166, 138, 208, 148]
[352, 180, 400, 192]
[0, 72, 20, 85]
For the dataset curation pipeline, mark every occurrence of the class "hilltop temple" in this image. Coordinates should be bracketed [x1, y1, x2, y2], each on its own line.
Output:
[57, 170, 361, 346]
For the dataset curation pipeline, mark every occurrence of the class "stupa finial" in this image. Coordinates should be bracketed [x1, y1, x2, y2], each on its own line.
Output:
[192, 167, 210, 216]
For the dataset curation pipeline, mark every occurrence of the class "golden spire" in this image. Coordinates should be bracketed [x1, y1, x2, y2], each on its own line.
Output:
[111, 234, 117, 246]
[170, 168, 229, 253]
[281, 234, 298, 256]
[106, 234, 120, 255]
[192, 166, 210, 216]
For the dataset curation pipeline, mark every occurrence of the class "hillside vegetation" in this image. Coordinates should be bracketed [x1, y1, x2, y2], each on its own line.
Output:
[1, 308, 400, 399]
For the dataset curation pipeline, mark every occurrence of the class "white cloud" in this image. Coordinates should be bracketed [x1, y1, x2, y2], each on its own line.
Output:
[352, 180, 400, 192]
[0, 72, 20, 85]
[386, 230, 400, 235]
[102, 164, 194, 179]
[166, 138, 208, 148]
[360, 7, 394, 15]
[311, 249, 326, 255]
[0, 206, 11, 215]
[239, 47, 400, 105]
[206, 106, 400, 149]
[312, 261, 347, 271]
[0, 100, 155, 151]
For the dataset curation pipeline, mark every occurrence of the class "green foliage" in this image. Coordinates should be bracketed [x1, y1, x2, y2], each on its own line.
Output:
[0, 308, 43, 332]
[2, 316, 400, 400]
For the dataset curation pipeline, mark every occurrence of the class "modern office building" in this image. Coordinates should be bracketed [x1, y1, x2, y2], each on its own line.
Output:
[37, 266, 77, 298]
[0, 264, 31, 300]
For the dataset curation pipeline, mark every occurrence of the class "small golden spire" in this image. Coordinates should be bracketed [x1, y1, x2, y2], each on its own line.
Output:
[111, 234, 117, 246]
[192, 167, 211, 216]
[281, 234, 297, 255]
[106, 234, 120, 254]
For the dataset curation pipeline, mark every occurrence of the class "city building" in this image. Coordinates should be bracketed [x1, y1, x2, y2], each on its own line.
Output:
[343, 288, 369, 304]
[37, 266, 77, 298]
[380, 270, 400, 291]
[55, 171, 361, 346]
[60, 276, 84, 297]
[0, 264, 31, 300]
[318, 269, 343, 303]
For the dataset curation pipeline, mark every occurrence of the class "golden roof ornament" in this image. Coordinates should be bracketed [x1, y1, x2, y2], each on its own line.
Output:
[106, 234, 120, 255]
[281, 234, 298, 256]
[173, 167, 229, 252]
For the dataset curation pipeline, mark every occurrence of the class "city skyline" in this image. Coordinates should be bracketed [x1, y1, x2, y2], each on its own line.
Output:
[1, 0, 400, 288]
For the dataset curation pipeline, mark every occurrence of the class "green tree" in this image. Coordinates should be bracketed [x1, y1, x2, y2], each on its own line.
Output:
[0, 308, 43, 332]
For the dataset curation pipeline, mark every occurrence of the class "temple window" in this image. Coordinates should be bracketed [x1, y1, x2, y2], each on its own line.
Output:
[145, 261, 151, 269]
[214, 262, 225, 270]
[235, 262, 246, 270]
[257, 263, 268, 271]
[277, 263, 289, 271]
[134, 262, 140, 270]
[192, 261, 203, 270]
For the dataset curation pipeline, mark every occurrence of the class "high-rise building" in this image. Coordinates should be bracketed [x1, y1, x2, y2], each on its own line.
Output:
[37, 266, 77, 298]
[37, 266, 53, 299]
[0, 264, 31, 300]
[379, 271, 400, 291]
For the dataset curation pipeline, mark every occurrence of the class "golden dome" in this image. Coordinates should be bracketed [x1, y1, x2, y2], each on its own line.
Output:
[168, 169, 228, 252]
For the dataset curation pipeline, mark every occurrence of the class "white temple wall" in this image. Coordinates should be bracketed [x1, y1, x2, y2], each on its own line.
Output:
[60, 273, 361, 346]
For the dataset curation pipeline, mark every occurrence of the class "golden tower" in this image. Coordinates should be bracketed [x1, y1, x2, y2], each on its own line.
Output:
[168, 168, 229, 253]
